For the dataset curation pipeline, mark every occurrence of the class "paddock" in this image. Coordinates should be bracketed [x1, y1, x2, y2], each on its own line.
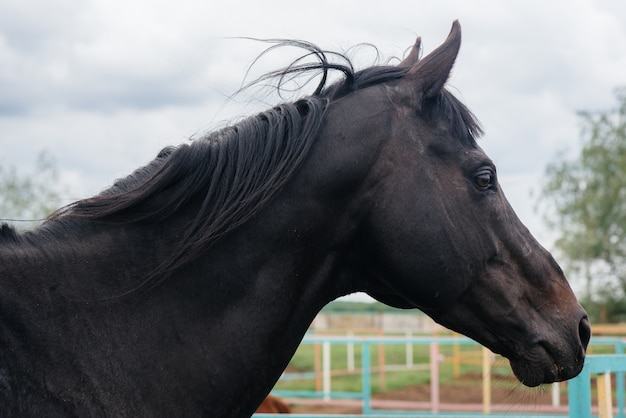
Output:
[254, 334, 626, 418]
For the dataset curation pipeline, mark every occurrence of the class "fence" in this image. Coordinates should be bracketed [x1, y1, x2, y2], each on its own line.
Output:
[569, 354, 626, 418]
[257, 335, 626, 417]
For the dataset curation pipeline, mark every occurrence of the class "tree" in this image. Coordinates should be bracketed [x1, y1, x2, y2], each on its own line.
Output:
[541, 88, 626, 322]
[0, 151, 64, 230]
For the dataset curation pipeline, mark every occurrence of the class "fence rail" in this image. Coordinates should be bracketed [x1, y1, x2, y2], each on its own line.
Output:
[256, 335, 626, 417]
[569, 354, 626, 418]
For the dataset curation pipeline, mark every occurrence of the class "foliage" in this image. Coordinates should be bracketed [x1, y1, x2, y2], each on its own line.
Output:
[541, 88, 626, 321]
[322, 300, 426, 315]
[0, 151, 64, 230]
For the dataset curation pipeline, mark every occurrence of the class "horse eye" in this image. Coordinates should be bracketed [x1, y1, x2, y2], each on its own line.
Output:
[474, 169, 494, 189]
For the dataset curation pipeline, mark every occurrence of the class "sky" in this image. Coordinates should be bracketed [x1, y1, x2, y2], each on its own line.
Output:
[1, 0, 625, 299]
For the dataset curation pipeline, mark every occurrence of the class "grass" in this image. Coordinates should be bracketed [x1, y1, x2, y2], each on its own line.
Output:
[274, 339, 498, 394]
[274, 337, 621, 396]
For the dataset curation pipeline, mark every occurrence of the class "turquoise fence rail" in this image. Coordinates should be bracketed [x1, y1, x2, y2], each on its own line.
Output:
[272, 335, 478, 413]
[569, 354, 626, 418]
[254, 335, 626, 417]
[255, 415, 579, 418]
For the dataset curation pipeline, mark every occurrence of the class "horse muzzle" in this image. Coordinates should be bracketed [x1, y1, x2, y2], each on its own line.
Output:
[509, 312, 590, 387]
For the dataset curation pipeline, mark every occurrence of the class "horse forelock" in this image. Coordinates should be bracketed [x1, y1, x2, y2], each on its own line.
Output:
[254, 39, 482, 146]
[434, 90, 483, 147]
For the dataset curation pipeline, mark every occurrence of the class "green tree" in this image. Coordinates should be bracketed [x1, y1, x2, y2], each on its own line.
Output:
[0, 151, 64, 230]
[541, 88, 626, 322]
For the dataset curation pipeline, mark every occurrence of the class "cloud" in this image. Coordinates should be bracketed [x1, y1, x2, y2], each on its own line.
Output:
[0, 1, 243, 116]
[1, 0, 625, 256]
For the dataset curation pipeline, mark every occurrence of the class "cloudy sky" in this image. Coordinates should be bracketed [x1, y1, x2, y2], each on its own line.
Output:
[1, 0, 625, 286]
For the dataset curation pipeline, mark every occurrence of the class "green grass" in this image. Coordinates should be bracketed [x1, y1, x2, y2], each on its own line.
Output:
[275, 340, 494, 394]
[274, 337, 621, 396]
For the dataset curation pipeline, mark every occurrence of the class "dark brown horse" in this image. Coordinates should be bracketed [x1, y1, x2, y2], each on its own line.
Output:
[0, 21, 589, 417]
[255, 395, 291, 413]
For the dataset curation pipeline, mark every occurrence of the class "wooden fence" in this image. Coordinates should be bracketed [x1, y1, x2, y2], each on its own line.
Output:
[259, 335, 626, 417]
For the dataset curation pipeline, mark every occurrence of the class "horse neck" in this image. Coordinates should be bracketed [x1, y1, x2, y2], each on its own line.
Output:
[4, 221, 157, 292]
[0, 221, 197, 414]
[0, 120, 376, 413]
[0, 220, 164, 352]
[183, 222, 348, 415]
[0, 214, 348, 415]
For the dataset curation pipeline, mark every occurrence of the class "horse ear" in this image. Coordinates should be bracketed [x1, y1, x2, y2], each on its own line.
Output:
[403, 20, 461, 100]
[398, 37, 422, 67]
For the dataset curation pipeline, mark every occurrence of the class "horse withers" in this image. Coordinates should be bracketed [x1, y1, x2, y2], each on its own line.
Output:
[0, 21, 589, 417]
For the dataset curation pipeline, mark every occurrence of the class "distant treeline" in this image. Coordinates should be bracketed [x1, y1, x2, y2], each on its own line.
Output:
[321, 300, 419, 314]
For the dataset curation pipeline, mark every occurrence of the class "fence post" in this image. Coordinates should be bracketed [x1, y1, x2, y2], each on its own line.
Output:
[430, 342, 440, 413]
[597, 371, 613, 418]
[378, 330, 386, 392]
[552, 382, 560, 407]
[618, 370, 625, 418]
[568, 362, 592, 418]
[347, 331, 355, 372]
[482, 346, 491, 415]
[568, 354, 626, 418]
[322, 341, 331, 401]
[314, 342, 322, 392]
[406, 331, 413, 368]
[362, 342, 372, 414]
[615, 340, 625, 418]
[453, 334, 461, 378]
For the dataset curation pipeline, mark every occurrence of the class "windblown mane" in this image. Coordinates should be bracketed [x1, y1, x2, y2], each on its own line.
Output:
[47, 39, 481, 286]
[0, 223, 20, 243]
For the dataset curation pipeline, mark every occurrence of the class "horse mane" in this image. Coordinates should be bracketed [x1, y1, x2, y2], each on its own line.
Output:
[247, 40, 481, 142]
[45, 39, 481, 289]
[0, 223, 20, 243]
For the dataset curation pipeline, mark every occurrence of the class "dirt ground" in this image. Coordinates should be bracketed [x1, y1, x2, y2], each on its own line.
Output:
[287, 373, 573, 415]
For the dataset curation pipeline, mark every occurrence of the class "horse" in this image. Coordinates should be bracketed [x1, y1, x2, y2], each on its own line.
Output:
[0, 21, 589, 417]
[255, 395, 291, 413]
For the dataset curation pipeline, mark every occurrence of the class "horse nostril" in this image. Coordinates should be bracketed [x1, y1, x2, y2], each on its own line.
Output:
[578, 315, 591, 351]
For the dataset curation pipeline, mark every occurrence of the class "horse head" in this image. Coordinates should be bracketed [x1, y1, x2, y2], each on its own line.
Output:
[320, 21, 590, 386]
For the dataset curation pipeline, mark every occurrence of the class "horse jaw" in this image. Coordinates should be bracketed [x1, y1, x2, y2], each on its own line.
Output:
[425, 270, 591, 387]
[369, 278, 589, 387]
